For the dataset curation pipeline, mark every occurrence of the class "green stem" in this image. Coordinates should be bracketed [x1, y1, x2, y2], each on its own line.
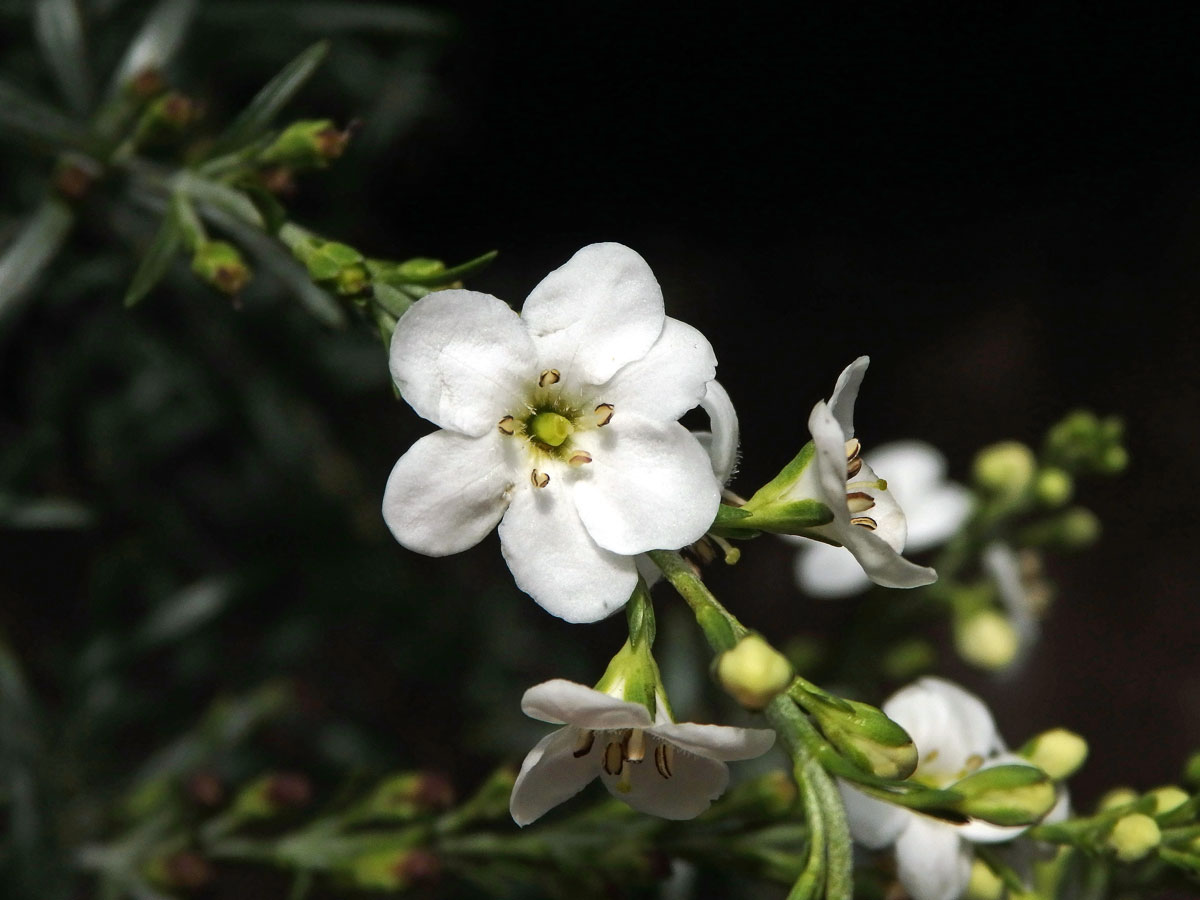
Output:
[646, 549, 746, 652]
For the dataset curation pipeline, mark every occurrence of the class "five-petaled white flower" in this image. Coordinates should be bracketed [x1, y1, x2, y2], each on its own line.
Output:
[382, 243, 722, 623]
[795, 440, 972, 597]
[786, 357, 937, 590]
[509, 679, 776, 825]
[839, 678, 1036, 900]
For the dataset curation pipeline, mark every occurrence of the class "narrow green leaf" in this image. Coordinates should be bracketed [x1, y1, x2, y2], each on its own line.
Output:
[175, 172, 264, 227]
[0, 198, 75, 328]
[108, 0, 197, 93]
[124, 210, 183, 307]
[208, 41, 330, 157]
[0, 78, 95, 152]
[35, 0, 92, 113]
[135, 577, 234, 649]
[388, 249, 499, 287]
[0, 494, 93, 528]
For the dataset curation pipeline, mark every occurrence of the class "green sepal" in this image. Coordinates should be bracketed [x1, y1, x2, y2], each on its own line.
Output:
[745, 441, 815, 507]
[372, 250, 499, 288]
[953, 764, 1056, 827]
[372, 282, 414, 319]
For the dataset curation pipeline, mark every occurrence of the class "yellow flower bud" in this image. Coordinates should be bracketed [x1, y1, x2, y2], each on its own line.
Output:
[954, 610, 1019, 671]
[1020, 728, 1088, 780]
[965, 857, 1005, 900]
[717, 634, 793, 710]
[1148, 785, 1190, 815]
[973, 441, 1035, 498]
[1107, 813, 1160, 862]
[1097, 787, 1138, 812]
[1034, 467, 1073, 507]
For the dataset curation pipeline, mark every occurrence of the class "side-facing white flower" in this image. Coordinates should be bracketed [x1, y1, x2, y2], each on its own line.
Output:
[840, 678, 1036, 900]
[382, 243, 722, 623]
[510, 679, 776, 825]
[796, 440, 972, 597]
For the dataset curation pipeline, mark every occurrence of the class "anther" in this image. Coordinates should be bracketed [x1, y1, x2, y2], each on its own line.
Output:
[538, 369, 561, 387]
[846, 456, 863, 478]
[964, 754, 984, 774]
[568, 451, 593, 466]
[593, 403, 614, 427]
[850, 516, 878, 531]
[603, 741, 625, 776]
[844, 438, 862, 461]
[846, 491, 876, 514]
[531, 469, 550, 489]
[625, 729, 646, 763]
[497, 415, 515, 436]
[654, 743, 675, 779]
[573, 730, 595, 758]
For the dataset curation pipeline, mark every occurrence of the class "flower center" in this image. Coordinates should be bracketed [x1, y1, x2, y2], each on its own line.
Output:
[529, 411, 574, 447]
[844, 439, 887, 531]
[573, 728, 675, 793]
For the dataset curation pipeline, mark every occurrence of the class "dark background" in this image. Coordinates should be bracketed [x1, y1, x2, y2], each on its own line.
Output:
[3, 4, 1199, 886]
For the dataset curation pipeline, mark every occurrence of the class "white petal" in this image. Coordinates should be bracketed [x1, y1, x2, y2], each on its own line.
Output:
[572, 415, 720, 555]
[827, 356, 869, 439]
[382, 429, 512, 556]
[794, 542, 872, 598]
[854, 460, 908, 553]
[699, 380, 739, 485]
[598, 317, 716, 422]
[838, 781, 910, 849]
[498, 481, 637, 622]
[389, 290, 536, 436]
[866, 441, 972, 553]
[868, 441, 948, 496]
[521, 679, 652, 729]
[983, 542, 1040, 653]
[649, 722, 776, 761]
[883, 678, 1004, 782]
[522, 243, 665, 385]
[904, 483, 973, 552]
[600, 743, 730, 819]
[509, 727, 599, 826]
[895, 815, 972, 900]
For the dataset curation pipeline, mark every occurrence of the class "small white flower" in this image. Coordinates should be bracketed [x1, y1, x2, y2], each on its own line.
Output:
[382, 243, 722, 623]
[509, 679, 776, 825]
[795, 440, 972, 597]
[840, 678, 1035, 900]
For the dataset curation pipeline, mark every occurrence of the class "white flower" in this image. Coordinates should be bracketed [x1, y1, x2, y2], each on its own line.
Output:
[382, 243, 722, 623]
[795, 440, 972, 597]
[509, 679, 776, 825]
[839, 678, 1035, 900]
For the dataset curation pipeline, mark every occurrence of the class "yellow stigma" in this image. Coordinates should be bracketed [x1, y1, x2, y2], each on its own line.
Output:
[529, 411, 574, 447]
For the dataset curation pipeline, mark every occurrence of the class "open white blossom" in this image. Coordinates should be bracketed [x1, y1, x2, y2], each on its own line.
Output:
[840, 678, 1036, 900]
[796, 440, 972, 597]
[789, 358, 936, 590]
[382, 243, 722, 623]
[509, 679, 775, 825]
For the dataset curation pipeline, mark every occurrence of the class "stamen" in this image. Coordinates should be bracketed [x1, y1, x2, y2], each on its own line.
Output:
[850, 516, 877, 531]
[538, 369, 561, 387]
[847, 478, 887, 492]
[964, 754, 984, 774]
[568, 451, 593, 466]
[846, 491, 876, 514]
[531, 469, 550, 489]
[573, 730, 595, 758]
[844, 438, 861, 461]
[625, 729, 646, 763]
[654, 742, 675, 779]
[497, 415, 515, 436]
[593, 403, 614, 427]
[846, 456, 863, 478]
[603, 741, 624, 776]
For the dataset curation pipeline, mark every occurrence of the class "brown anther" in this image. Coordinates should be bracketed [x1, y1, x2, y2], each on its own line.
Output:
[850, 516, 878, 531]
[846, 456, 863, 478]
[538, 369, 561, 387]
[497, 415, 516, 435]
[654, 743, 675, 779]
[625, 729, 646, 763]
[845, 491, 876, 514]
[568, 451, 593, 466]
[844, 438, 862, 461]
[573, 730, 595, 758]
[594, 403, 614, 427]
[964, 754, 984, 773]
[531, 469, 550, 489]
[603, 741, 625, 776]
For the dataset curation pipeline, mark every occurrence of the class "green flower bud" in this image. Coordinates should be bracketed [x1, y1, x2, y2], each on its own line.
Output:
[1106, 813, 1160, 862]
[1184, 751, 1200, 787]
[1148, 785, 1190, 815]
[1044, 411, 1128, 475]
[954, 610, 1019, 671]
[804, 694, 918, 780]
[359, 772, 455, 820]
[717, 634, 794, 710]
[134, 92, 202, 144]
[1019, 728, 1088, 780]
[259, 119, 353, 169]
[191, 241, 250, 295]
[396, 257, 447, 279]
[1097, 787, 1138, 812]
[1034, 467, 1073, 507]
[972, 441, 1036, 498]
[952, 764, 1056, 827]
[345, 848, 440, 891]
[230, 772, 312, 819]
[965, 858, 1005, 900]
[1018, 507, 1101, 550]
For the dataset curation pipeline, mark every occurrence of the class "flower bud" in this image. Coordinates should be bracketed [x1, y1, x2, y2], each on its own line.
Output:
[952, 764, 1056, 827]
[360, 771, 455, 819]
[880, 639, 936, 682]
[804, 695, 918, 780]
[191, 241, 251, 295]
[291, 237, 369, 295]
[717, 634, 793, 710]
[954, 610, 1019, 671]
[1018, 507, 1101, 550]
[965, 857, 1005, 900]
[230, 772, 312, 819]
[134, 92, 202, 144]
[972, 442, 1036, 499]
[1097, 787, 1138, 812]
[345, 848, 440, 891]
[1106, 813, 1160, 862]
[1184, 752, 1200, 787]
[1148, 785, 1190, 815]
[1019, 728, 1088, 780]
[259, 119, 353, 169]
[1034, 467, 1073, 507]
[1044, 410, 1128, 475]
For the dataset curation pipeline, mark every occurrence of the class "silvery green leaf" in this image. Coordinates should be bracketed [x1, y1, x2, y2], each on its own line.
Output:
[0, 78, 95, 152]
[124, 210, 183, 307]
[175, 172, 264, 227]
[109, 0, 196, 92]
[35, 0, 92, 113]
[135, 577, 234, 649]
[207, 41, 330, 158]
[0, 198, 75, 329]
